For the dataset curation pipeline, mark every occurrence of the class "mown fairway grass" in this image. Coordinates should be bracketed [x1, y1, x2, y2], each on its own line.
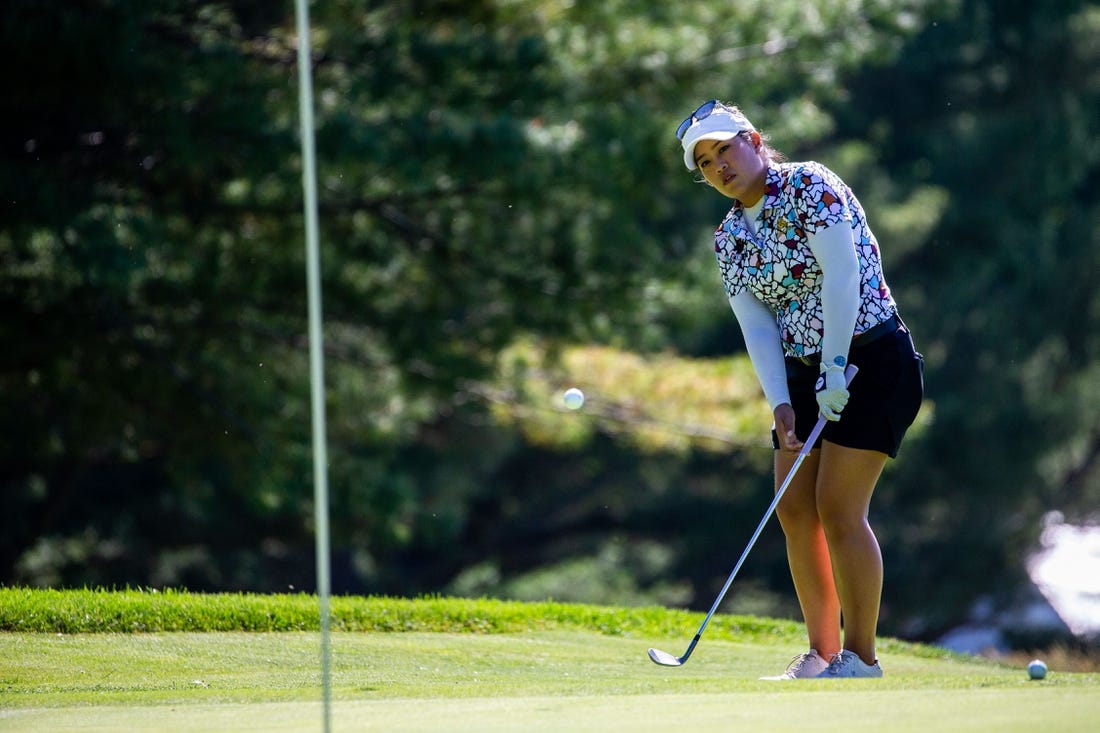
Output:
[1, 589, 1097, 732]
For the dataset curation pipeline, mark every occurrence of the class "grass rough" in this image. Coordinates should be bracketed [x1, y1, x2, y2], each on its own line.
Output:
[0, 587, 964, 664]
[0, 587, 807, 640]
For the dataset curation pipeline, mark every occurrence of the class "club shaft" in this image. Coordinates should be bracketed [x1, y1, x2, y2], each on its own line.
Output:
[673, 364, 858, 663]
[688, 416, 827, 643]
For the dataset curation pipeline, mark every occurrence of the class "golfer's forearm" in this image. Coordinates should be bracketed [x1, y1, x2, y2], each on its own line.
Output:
[729, 291, 790, 409]
[808, 224, 860, 368]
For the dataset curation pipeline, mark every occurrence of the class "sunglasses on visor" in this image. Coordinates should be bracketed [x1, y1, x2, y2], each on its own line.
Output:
[676, 99, 720, 140]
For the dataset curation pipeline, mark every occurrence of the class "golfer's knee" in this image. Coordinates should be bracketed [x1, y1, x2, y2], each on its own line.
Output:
[776, 500, 819, 533]
[816, 505, 869, 540]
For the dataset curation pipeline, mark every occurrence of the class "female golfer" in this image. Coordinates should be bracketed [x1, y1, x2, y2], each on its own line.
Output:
[677, 100, 923, 678]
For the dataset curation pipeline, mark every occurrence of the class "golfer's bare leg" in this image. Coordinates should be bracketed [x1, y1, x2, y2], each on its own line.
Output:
[774, 449, 841, 659]
[816, 442, 888, 665]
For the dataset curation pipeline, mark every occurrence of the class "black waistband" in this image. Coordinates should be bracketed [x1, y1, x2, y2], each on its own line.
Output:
[853, 313, 900, 347]
[789, 314, 901, 367]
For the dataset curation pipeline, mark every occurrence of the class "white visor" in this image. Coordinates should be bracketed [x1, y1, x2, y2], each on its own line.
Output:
[681, 108, 755, 170]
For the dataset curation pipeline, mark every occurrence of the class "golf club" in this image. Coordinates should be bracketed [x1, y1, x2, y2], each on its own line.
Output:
[647, 364, 858, 667]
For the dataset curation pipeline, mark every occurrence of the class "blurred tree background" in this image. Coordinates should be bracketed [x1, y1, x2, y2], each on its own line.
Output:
[2, 0, 1098, 644]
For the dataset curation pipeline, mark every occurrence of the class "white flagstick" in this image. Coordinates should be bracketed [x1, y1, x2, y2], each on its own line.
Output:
[293, 1, 332, 729]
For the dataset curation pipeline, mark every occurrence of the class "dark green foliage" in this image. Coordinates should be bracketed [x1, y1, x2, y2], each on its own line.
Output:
[2, 0, 1097, 643]
[836, 0, 1100, 636]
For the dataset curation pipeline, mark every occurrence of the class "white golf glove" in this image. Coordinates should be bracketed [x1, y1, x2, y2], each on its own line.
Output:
[816, 363, 850, 421]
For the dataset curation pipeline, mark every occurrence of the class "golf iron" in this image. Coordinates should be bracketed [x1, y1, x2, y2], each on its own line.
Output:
[648, 364, 858, 667]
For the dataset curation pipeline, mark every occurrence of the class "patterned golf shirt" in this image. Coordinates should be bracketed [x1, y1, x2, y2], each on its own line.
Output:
[714, 161, 897, 358]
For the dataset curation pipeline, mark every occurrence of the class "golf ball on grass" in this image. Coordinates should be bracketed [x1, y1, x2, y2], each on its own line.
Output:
[562, 387, 585, 410]
[1027, 659, 1047, 680]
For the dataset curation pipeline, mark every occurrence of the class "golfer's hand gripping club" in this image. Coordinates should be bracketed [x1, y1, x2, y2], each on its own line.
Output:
[815, 362, 849, 421]
[647, 365, 858, 667]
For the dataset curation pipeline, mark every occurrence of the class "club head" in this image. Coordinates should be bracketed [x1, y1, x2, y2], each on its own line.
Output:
[648, 647, 684, 667]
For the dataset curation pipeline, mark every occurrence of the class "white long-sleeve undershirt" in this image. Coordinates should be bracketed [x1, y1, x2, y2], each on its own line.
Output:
[728, 291, 790, 410]
[807, 223, 861, 371]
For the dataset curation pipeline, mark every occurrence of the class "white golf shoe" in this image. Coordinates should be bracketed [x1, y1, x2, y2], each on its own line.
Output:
[759, 649, 830, 680]
[815, 650, 883, 678]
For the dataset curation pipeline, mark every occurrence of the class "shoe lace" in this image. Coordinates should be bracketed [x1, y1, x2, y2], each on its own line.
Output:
[786, 651, 817, 675]
[821, 651, 849, 676]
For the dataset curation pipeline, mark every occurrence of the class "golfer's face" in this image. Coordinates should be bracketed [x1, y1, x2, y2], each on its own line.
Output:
[694, 134, 766, 204]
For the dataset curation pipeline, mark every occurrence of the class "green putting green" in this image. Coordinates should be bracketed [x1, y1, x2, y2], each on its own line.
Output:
[2, 631, 1097, 733]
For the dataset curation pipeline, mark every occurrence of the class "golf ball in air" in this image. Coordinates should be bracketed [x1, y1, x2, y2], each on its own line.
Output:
[562, 387, 585, 410]
[1027, 659, 1047, 680]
